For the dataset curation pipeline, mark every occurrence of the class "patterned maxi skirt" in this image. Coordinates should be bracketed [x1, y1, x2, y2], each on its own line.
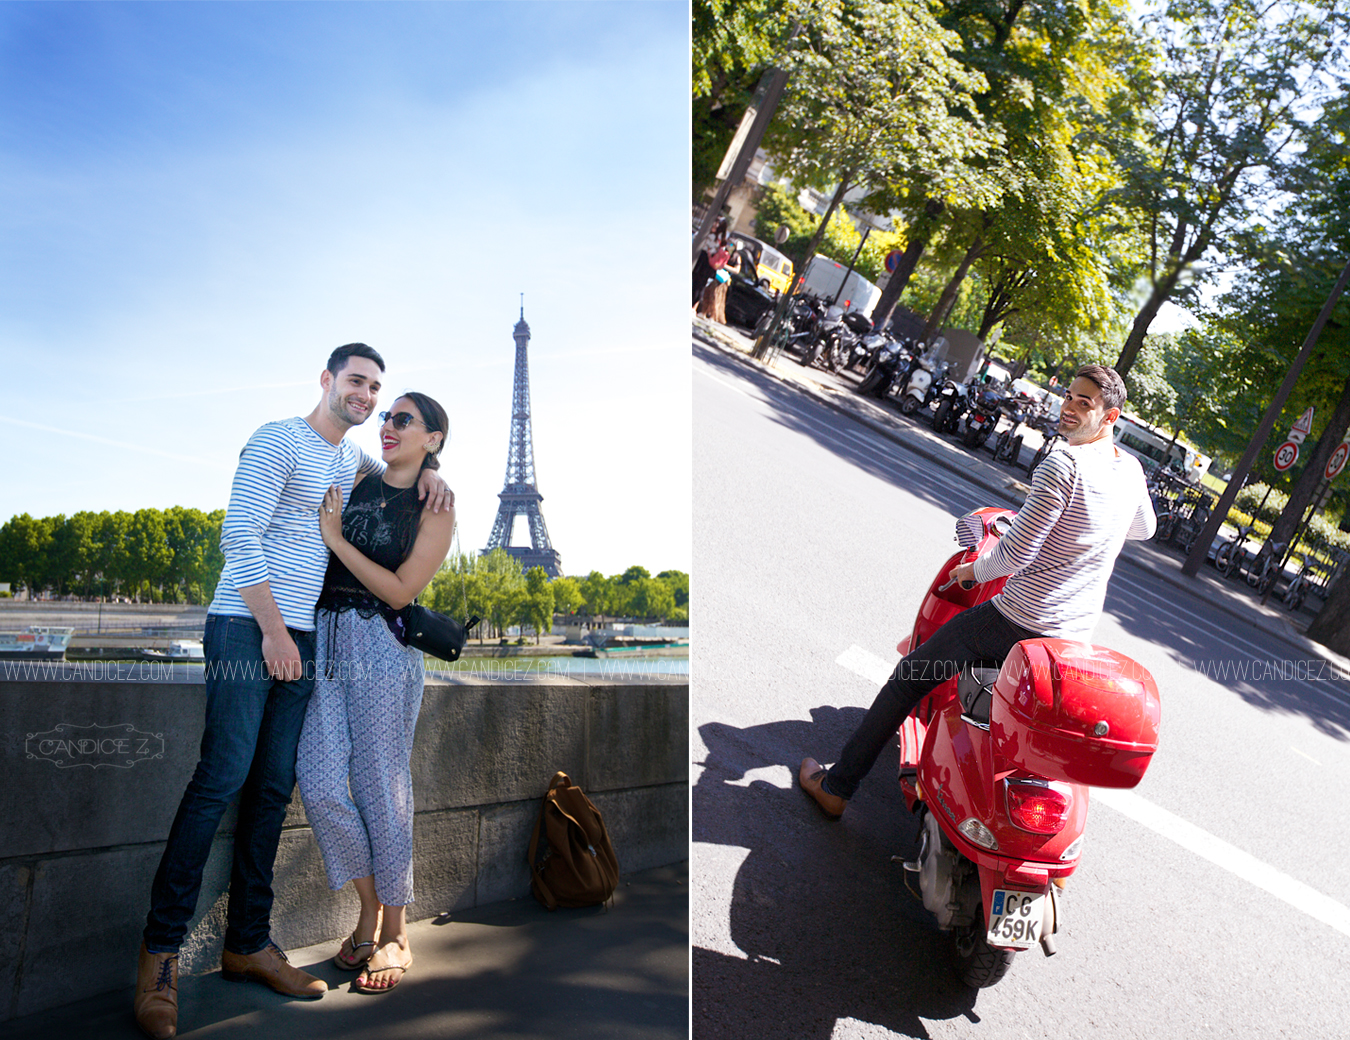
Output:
[296, 608, 425, 906]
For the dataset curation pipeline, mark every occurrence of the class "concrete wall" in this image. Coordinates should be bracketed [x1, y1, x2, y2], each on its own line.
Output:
[0, 676, 688, 1020]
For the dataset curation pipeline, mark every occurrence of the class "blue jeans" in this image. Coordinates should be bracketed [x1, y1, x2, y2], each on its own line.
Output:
[143, 614, 316, 955]
[824, 601, 1040, 800]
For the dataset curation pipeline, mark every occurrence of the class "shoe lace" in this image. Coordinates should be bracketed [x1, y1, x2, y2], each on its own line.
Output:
[154, 955, 177, 992]
[267, 942, 291, 963]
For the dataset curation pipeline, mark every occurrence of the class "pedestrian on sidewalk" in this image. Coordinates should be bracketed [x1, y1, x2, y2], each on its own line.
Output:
[134, 345, 452, 1040]
[296, 391, 456, 995]
[799, 365, 1155, 819]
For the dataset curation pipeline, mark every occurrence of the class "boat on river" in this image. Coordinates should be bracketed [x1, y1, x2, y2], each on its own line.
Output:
[139, 639, 205, 663]
[0, 626, 74, 661]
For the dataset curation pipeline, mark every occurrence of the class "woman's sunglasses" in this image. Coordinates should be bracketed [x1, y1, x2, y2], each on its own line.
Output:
[379, 410, 422, 430]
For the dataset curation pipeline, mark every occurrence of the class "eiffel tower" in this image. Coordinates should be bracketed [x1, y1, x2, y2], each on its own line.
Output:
[483, 303, 562, 577]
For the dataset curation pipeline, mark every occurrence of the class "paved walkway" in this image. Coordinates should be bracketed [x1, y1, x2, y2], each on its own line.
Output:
[6, 863, 687, 1040]
[694, 316, 1350, 675]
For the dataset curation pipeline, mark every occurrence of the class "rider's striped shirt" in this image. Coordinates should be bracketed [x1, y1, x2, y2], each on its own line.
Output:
[208, 417, 381, 631]
[972, 438, 1155, 639]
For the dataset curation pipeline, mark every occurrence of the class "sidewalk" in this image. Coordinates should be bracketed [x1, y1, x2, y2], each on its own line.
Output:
[694, 317, 1350, 675]
[6, 863, 687, 1040]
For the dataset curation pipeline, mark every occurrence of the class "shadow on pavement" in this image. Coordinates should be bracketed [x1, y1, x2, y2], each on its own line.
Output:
[694, 710, 987, 1039]
[693, 340, 1018, 523]
[5, 865, 687, 1040]
[1103, 581, 1350, 741]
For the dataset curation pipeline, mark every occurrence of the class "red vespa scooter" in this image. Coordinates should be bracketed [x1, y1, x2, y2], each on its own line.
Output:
[894, 507, 1161, 987]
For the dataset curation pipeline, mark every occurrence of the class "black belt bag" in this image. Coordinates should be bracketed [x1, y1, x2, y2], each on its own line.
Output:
[384, 602, 481, 662]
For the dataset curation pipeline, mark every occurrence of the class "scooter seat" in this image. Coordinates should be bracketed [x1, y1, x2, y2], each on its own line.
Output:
[958, 663, 1002, 724]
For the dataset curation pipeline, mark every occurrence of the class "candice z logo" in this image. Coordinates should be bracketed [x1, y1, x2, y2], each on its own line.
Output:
[26, 723, 165, 769]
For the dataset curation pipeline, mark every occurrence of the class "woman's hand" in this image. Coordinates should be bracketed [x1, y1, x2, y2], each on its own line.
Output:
[319, 485, 344, 549]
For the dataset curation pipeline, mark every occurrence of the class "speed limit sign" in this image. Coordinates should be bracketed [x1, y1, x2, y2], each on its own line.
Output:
[1327, 441, 1350, 481]
[1274, 440, 1300, 472]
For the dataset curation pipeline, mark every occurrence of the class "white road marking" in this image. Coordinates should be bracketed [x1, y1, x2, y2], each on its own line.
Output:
[1290, 746, 1322, 766]
[1092, 787, 1350, 938]
[836, 644, 895, 686]
[835, 644, 1350, 939]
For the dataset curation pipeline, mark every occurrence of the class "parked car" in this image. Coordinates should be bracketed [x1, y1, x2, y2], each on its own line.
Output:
[729, 233, 795, 296]
[723, 270, 777, 330]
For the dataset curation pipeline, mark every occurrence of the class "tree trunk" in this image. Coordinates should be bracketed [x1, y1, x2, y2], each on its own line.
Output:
[1307, 555, 1350, 652]
[1114, 267, 1183, 377]
[923, 234, 986, 342]
[872, 199, 945, 330]
[1266, 372, 1350, 555]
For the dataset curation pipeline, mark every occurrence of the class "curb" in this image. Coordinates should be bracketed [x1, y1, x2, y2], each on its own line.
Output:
[694, 322, 1350, 675]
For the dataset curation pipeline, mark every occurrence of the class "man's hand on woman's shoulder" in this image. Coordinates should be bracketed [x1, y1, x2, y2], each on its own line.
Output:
[416, 469, 454, 512]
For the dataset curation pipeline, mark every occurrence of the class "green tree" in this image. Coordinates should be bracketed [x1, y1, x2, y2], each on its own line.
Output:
[630, 577, 676, 620]
[477, 549, 527, 639]
[522, 567, 555, 644]
[0, 513, 55, 595]
[657, 569, 690, 609]
[579, 571, 614, 616]
[1112, 0, 1349, 376]
[550, 575, 583, 616]
[758, 0, 1000, 335]
[692, 0, 792, 196]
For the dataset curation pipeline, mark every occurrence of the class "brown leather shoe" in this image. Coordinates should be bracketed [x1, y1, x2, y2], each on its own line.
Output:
[799, 758, 847, 819]
[133, 943, 178, 1039]
[221, 942, 325, 999]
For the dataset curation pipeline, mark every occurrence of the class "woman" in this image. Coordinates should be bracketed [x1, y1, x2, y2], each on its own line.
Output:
[296, 392, 456, 994]
[692, 215, 729, 306]
[696, 227, 742, 325]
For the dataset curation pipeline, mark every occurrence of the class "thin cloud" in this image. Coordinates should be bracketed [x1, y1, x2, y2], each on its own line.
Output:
[0, 416, 227, 468]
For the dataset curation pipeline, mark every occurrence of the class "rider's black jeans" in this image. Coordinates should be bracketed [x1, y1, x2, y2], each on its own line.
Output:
[823, 600, 1041, 801]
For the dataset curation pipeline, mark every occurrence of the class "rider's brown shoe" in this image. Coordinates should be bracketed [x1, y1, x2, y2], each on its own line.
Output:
[133, 943, 178, 1039]
[221, 942, 326, 999]
[799, 758, 847, 819]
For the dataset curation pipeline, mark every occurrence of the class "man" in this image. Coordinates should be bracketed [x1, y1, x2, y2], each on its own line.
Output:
[134, 343, 451, 1039]
[800, 364, 1155, 819]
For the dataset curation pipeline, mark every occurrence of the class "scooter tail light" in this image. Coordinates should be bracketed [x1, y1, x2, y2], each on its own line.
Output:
[1004, 780, 1071, 835]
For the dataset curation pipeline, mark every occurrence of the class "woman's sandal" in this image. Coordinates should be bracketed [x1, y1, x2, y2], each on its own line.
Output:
[332, 934, 377, 971]
[354, 951, 413, 993]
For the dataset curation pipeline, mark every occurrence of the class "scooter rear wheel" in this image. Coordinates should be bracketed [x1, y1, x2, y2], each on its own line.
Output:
[900, 394, 920, 415]
[953, 912, 1017, 988]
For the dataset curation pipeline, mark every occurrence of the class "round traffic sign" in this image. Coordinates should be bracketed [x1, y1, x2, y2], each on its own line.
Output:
[885, 249, 903, 273]
[1274, 440, 1299, 472]
[1327, 442, 1350, 480]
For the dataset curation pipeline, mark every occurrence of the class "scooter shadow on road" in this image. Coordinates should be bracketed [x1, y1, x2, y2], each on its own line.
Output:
[694, 708, 983, 1040]
[1103, 583, 1350, 741]
[694, 340, 1014, 522]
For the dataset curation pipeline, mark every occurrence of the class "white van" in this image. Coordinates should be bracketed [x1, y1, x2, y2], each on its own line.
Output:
[799, 255, 881, 316]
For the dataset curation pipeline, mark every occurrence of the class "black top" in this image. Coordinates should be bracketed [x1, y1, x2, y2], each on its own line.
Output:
[316, 475, 422, 618]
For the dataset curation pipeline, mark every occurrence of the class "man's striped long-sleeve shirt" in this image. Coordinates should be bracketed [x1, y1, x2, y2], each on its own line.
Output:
[971, 438, 1156, 639]
[208, 417, 381, 631]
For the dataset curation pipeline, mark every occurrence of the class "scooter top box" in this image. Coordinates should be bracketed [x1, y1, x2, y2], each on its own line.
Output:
[990, 639, 1160, 789]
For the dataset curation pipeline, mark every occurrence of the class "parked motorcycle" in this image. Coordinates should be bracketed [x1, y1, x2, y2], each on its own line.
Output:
[899, 348, 944, 417]
[804, 306, 868, 372]
[962, 385, 1006, 449]
[894, 507, 1161, 988]
[931, 378, 970, 434]
[990, 391, 1036, 466]
[856, 335, 911, 399]
[1026, 415, 1061, 477]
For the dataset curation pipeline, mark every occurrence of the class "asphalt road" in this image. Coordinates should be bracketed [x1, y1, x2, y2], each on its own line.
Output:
[691, 339, 1350, 1040]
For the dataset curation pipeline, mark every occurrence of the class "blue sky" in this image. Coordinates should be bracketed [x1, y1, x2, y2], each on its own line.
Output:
[0, 1, 690, 578]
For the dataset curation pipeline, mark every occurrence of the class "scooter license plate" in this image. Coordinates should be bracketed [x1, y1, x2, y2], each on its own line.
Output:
[986, 889, 1045, 949]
